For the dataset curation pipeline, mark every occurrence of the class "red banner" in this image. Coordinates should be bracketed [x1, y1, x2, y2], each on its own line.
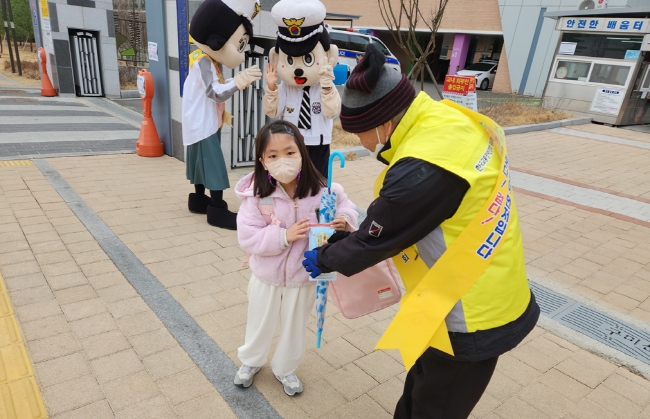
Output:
[443, 76, 476, 96]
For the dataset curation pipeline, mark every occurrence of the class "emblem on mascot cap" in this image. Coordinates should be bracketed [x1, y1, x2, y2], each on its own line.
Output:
[283, 18, 305, 37]
[272, 0, 327, 43]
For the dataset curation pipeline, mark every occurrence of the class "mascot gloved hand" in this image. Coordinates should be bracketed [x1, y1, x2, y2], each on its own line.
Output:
[183, 0, 261, 230]
[263, 0, 341, 178]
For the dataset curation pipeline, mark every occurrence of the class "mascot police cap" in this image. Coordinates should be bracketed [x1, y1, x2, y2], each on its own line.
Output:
[190, 0, 261, 52]
[271, 0, 331, 57]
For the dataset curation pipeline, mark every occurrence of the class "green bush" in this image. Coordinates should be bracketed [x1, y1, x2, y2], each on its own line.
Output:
[0, 0, 34, 41]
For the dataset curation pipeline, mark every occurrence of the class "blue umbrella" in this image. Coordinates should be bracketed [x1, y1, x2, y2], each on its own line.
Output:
[315, 151, 345, 348]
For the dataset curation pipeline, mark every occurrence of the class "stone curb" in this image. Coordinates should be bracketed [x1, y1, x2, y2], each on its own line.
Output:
[334, 117, 593, 158]
[336, 146, 370, 159]
[503, 117, 592, 135]
[120, 90, 140, 98]
[0, 150, 135, 161]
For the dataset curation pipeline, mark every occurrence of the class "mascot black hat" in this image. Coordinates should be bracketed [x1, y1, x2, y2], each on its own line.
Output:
[272, 0, 332, 57]
[190, 0, 261, 52]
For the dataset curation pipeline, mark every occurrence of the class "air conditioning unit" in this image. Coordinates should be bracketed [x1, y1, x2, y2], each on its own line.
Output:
[595, 0, 608, 9]
[578, 0, 595, 10]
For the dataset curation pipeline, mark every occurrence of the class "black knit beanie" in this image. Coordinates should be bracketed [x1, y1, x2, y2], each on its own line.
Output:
[190, 0, 254, 52]
[341, 44, 415, 133]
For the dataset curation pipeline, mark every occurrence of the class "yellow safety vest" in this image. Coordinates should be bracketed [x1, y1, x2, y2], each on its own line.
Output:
[374, 92, 530, 370]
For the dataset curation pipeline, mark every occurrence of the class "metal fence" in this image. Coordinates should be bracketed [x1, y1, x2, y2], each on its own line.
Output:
[114, 0, 148, 68]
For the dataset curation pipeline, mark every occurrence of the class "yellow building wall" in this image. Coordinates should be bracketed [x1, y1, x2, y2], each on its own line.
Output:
[322, 0, 502, 32]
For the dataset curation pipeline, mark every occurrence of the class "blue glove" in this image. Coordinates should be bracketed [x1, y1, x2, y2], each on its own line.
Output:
[302, 249, 322, 278]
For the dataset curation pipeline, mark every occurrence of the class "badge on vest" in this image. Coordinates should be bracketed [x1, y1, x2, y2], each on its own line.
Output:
[369, 221, 383, 237]
[312, 102, 322, 115]
[287, 108, 295, 114]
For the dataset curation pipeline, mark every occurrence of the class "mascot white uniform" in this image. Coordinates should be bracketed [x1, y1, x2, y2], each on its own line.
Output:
[263, 0, 340, 177]
[183, 0, 262, 230]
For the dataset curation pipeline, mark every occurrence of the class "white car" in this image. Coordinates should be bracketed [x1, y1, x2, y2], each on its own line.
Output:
[456, 61, 498, 90]
[327, 27, 401, 75]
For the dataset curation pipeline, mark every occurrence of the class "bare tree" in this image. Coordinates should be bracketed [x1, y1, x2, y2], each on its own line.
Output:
[378, 0, 449, 97]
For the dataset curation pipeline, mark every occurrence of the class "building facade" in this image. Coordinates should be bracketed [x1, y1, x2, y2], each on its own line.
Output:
[35, 0, 120, 98]
[500, 0, 646, 97]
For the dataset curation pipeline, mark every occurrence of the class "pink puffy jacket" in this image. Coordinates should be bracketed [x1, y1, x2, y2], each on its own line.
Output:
[235, 172, 358, 288]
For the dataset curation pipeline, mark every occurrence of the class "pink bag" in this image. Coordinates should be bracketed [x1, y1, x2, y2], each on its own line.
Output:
[329, 259, 404, 319]
[251, 197, 404, 318]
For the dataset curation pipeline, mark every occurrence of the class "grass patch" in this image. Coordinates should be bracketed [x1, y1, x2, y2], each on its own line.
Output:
[331, 121, 361, 149]
[329, 97, 574, 151]
[480, 99, 573, 127]
[0, 41, 41, 87]
[3, 60, 39, 80]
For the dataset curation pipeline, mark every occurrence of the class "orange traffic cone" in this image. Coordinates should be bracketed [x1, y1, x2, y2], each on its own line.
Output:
[136, 69, 164, 157]
[38, 48, 57, 97]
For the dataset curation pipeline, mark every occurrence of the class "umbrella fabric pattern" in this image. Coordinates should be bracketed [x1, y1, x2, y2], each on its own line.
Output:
[315, 152, 345, 348]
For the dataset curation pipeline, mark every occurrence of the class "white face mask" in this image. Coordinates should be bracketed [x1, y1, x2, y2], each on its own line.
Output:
[370, 127, 388, 160]
[266, 157, 302, 184]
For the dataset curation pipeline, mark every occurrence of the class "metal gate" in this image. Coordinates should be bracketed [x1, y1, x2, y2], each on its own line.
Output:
[232, 55, 268, 167]
[69, 30, 104, 97]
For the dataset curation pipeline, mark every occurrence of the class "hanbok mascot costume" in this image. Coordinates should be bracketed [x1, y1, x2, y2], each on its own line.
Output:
[184, 0, 262, 230]
[264, 0, 341, 177]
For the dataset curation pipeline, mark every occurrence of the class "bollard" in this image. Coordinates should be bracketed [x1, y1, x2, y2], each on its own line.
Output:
[38, 48, 57, 97]
[136, 69, 164, 157]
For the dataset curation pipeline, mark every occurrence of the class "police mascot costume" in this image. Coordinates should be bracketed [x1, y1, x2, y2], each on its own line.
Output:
[263, 0, 341, 177]
[183, 0, 262, 230]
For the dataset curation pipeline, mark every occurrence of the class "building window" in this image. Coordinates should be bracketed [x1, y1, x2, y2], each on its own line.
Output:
[555, 61, 591, 81]
[589, 64, 631, 86]
[560, 33, 643, 60]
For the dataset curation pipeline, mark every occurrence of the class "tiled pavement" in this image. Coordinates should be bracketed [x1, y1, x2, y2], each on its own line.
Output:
[0, 88, 140, 159]
[0, 123, 650, 418]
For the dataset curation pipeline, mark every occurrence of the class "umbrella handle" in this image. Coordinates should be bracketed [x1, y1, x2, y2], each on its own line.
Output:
[327, 152, 345, 190]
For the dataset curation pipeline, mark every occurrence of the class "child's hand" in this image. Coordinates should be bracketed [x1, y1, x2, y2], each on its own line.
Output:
[287, 218, 310, 243]
[331, 215, 348, 232]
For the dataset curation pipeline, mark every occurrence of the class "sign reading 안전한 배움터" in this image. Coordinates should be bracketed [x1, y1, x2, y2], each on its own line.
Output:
[558, 17, 650, 33]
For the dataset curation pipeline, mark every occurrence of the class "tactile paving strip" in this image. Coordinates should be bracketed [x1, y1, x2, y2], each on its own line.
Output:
[0, 160, 34, 167]
[531, 282, 650, 365]
[0, 274, 47, 419]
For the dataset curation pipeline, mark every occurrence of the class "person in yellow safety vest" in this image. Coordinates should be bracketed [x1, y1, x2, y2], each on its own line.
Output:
[302, 44, 540, 419]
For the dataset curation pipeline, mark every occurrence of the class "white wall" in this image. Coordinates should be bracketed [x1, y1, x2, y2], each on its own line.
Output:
[498, 0, 635, 97]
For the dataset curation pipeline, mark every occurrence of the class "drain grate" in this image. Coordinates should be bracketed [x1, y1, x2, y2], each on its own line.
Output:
[530, 282, 650, 365]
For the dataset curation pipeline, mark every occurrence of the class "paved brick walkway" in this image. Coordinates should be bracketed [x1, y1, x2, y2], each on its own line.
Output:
[0, 122, 650, 418]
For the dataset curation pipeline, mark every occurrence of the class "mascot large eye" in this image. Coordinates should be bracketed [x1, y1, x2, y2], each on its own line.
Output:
[238, 37, 248, 53]
[303, 53, 315, 67]
[287, 56, 294, 66]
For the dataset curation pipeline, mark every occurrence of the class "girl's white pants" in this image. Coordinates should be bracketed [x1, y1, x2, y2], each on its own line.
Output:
[238, 275, 316, 377]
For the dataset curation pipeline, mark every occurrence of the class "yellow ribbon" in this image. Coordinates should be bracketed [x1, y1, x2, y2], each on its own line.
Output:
[374, 100, 512, 370]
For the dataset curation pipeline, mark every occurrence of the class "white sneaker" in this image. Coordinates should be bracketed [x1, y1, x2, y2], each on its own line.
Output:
[234, 365, 261, 388]
[275, 373, 303, 396]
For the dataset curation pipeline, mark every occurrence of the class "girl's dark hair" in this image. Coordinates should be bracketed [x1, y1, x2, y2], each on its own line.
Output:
[254, 120, 326, 199]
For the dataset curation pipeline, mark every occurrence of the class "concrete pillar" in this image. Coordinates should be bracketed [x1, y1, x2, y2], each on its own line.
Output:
[449, 34, 471, 75]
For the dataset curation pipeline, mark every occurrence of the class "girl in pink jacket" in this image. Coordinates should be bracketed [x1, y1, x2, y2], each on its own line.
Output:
[234, 120, 357, 396]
